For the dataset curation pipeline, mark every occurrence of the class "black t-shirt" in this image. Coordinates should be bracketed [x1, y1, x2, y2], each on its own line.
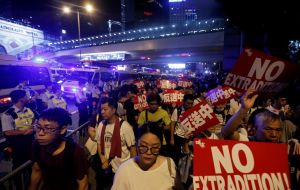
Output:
[31, 140, 89, 190]
[123, 98, 138, 128]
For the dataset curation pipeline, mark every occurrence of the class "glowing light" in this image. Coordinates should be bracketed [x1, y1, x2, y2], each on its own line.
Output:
[85, 4, 93, 13]
[169, 0, 186, 2]
[71, 88, 77, 92]
[33, 56, 45, 63]
[116, 65, 127, 71]
[168, 63, 185, 69]
[57, 80, 63, 84]
[63, 6, 71, 14]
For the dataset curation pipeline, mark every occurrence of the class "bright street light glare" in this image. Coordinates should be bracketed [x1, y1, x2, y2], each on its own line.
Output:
[85, 4, 93, 13]
[63, 6, 71, 14]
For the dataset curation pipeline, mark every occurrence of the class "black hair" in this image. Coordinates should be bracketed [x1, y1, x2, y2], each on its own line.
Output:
[183, 94, 194, 102]
[247, 108, 268, 126]
[100, 97, 118, 109]
[137, 124, 162, 143]
[118, 90, 128, 99]
[39, 108, 72, 129]
[254, 110, 282, 128]
[146, 93, 161, 104]
[10, 90, 27, 103]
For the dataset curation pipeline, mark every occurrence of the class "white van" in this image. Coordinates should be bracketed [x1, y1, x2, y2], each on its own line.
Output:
[0, 55, 52, 139]
[50, 67, 112, 98]
[0, 57, 52, 110]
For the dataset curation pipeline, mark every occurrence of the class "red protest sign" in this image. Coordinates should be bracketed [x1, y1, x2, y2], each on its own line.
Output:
[157, 80, 177, 89]
[179, 101, 219, 133]
[133, 80, 145, 90]
[133, 94, 148, 110]
[162, 89, 184, 105]
[206, 86, 236, 106]
[224, 48, 300, 94]
[178, 79, 193, 88]
[193, 139, 291, 190]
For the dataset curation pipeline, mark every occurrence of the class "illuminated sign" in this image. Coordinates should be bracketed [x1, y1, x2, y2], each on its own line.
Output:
[0, 19, 44, 55]
[169, 0, 186, 2]
[80, 51, 127, 61]
[168, 63, 185, 69]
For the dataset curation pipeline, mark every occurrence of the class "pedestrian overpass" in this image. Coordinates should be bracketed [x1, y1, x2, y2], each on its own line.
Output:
[50, 18, 225, 65]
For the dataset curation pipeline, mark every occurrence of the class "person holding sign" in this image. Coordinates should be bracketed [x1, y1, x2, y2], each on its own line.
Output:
[170, 94, 194, 165]
[111, 124, 183, 190]
[222, 89, 300, 189]
[222, 89, 283, 142]
[137, 94, 172, 155]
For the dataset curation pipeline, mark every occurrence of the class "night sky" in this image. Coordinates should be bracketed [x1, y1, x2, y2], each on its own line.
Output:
[0, 0, 224, 39]
[0, 0, 122, 39]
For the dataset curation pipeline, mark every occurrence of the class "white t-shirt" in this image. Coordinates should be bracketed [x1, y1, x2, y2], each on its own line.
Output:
[171, 108, 189, 138]
[96, 118, 135, 172]
[111, 157, 176, 190]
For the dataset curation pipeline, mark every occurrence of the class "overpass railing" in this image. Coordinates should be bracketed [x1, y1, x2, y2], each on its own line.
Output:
[50, 18, 225, 51]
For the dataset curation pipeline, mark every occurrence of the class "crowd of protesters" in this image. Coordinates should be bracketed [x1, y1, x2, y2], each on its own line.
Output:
[1, 71, 300, 190]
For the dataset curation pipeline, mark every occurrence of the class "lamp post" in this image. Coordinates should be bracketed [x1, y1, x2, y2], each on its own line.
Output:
[62, 4, 93, 62]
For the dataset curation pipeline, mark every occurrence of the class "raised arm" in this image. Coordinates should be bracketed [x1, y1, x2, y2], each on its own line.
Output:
[222, 89, 258, 140]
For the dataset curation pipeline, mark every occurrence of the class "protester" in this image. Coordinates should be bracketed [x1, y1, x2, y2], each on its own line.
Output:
[96, 97, 136, 190]
[111, 124, 183, 190]
[137, 94, 171, 150]
[29, 108, 88, 190]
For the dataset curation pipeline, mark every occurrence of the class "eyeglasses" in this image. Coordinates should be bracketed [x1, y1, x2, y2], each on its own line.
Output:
[138, 145, 160, 155]
[34, 124, 60, 134]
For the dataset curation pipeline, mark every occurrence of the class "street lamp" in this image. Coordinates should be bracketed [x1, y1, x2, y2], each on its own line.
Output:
[62, 4, 93, 61]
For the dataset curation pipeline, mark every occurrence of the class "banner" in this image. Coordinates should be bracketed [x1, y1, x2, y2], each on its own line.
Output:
[133, 80, 145, 90]
[179, 101, 219, 133]
[162, 89, 184, 105]
[133, 94, 148, 110]
[157, 80, 177, 89]
[206, 86, 236, 106]
[0, 19, 44, 55]
[178, 79, 193, 88]
[224, 48, 300, 94]
[193, 139, 291, 190]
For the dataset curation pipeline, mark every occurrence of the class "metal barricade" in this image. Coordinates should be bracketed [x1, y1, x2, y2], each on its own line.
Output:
[0, 121, 90, 190]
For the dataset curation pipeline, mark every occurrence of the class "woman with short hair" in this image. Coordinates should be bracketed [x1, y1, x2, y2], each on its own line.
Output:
[111, 125, 183, 190]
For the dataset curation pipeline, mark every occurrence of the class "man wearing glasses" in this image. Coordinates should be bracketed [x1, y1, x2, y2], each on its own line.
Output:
[29, 108, 88, 190]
